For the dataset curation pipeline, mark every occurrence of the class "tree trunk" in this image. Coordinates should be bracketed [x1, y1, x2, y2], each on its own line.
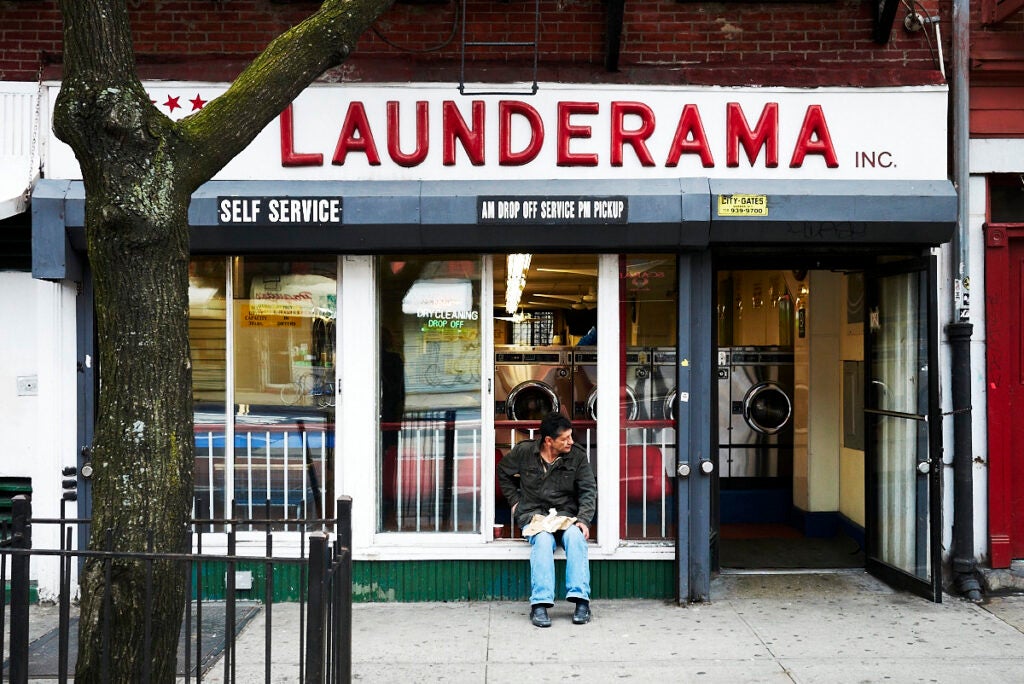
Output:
[52, 1, 394, 680]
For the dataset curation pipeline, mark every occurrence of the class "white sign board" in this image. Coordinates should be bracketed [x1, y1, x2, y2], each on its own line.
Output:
[45, 82, 948, 182]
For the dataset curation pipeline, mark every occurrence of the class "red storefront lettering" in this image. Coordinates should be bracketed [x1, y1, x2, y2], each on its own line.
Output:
[726, 102, 779, 168]
[279, 104, 323, 167]
[610, 101, 656, 167]
[280, 99, 840, 171]
[557, 101, 599, 167]
[443, 100, 485, 166]
[790, 105, 839, 168]
[499, 100, 544, 166]
[665, 103, 714, 168]
[387, 101, 429, 167]
[332, 102, 381, 165]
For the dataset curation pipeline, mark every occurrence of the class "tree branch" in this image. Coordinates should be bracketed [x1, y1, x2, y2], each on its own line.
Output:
[176, 0, 395, 190]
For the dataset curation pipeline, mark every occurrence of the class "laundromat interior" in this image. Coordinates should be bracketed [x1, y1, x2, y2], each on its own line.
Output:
[493, 255, 868, 569]
[714, 267, 866, 571]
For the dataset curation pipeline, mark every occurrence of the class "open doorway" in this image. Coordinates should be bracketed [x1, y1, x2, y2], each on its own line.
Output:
[713, 268, 866, 571]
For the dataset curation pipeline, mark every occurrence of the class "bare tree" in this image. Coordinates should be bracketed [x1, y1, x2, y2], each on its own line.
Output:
[52, 1, 394, 680]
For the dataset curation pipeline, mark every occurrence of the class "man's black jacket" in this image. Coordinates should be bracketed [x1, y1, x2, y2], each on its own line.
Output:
[496, 439, 597, 530]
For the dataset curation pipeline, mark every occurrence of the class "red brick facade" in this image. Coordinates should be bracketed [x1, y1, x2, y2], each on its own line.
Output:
[0, 0, 949, 86]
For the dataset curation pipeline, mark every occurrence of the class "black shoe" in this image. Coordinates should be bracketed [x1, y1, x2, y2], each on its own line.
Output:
[572, 601, 591, 625]
[530, 605, 551, 628]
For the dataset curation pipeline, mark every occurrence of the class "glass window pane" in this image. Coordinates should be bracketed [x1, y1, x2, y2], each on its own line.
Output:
[378, 256, 482, 533]
[620, 254, 677, 541]
[870, 268, 930, 579]
[493, 254, 598, 539]
[190, 257, 227, 522]
[990, 174, 1024, 223]
[232, 256, 336, 528]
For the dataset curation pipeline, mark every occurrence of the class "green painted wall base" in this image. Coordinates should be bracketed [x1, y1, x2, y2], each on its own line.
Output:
[4, 581, 39, 604]
[192, 559, 677, 603]
[351, 559, 677, 602]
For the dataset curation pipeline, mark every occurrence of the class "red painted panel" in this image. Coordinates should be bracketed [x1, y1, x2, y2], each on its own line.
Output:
[981, 0, 1024, 26]
[971, 87, 1024, 110]
[970, 110, 1024, 137]
[986, 224, 1024, 566]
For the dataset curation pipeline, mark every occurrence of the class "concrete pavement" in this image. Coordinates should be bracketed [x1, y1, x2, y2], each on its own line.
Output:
[213, 570, 1024, 683]
[11, 570, 1024, 682]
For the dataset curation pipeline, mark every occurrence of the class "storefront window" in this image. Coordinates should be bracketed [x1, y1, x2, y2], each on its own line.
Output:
[493, 254, 599, 539]
[990, 174, 1024, 224]
[378, 256, 482, 533]
[189, 256, 336, 529]
[620, 254, 677, 540]
[190, 257, 227, 521]
[233, 257, 336, 526]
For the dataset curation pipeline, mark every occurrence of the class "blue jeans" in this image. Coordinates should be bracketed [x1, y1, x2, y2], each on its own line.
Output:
[527, 525, 590, 606]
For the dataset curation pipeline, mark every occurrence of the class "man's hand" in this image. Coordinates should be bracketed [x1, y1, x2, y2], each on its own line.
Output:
[575, 521, 590, 540]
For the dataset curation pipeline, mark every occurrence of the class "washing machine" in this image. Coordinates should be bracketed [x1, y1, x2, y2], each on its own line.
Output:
[650, 346, 678, 423]
[572, 349, 598, 421]
[494, 346, 573, 420]
[717, 346, 794, 479]
[572, 348, 646, 422]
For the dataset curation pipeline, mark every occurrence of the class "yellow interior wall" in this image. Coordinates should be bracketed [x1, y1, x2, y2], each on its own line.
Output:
[838, 274, 866, 527]
[806, 271, 841, 512]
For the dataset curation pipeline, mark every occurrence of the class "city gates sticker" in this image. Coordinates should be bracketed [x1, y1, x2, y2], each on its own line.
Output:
[477, 196, 628, 224]
[717, 194, 769, 217]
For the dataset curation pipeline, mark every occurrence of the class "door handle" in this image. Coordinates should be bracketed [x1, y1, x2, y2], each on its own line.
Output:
[677, 463, 691, 478]
[917, 461, 930, 474]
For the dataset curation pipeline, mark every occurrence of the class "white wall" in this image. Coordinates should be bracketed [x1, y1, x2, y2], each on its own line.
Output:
[0, 271, 78, 599]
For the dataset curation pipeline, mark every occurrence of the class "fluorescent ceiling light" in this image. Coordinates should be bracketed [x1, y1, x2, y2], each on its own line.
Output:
[505, 253, 531, 314]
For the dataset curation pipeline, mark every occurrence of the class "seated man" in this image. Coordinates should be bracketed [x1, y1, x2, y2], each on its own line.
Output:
[497, 412, 597, 627]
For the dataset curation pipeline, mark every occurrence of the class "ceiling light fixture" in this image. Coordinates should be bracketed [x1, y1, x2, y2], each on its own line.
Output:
[505, 253, 532, 314]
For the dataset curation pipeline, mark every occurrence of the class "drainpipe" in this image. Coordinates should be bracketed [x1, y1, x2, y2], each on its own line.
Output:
[947, 0, 981, 601]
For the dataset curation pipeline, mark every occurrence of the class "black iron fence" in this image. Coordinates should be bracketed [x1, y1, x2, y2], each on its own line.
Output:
[1, 494, 353, 683]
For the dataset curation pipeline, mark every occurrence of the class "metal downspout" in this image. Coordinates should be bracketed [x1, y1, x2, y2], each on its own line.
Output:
[947, 0, 982, 601]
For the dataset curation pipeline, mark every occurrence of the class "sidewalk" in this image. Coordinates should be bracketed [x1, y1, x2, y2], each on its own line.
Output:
[13, 570, 1024, 682]
[214, 570, 1024, 683]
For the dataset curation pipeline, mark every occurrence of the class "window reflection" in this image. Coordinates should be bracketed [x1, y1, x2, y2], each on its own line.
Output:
[190, 257, 227, 523]
[189, 256, 336, 530]
[378, 256, 482, 533]
[620, 254, 678, 541]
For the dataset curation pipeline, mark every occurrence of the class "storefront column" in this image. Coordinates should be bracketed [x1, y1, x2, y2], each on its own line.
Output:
[339, 255, 377, 550]
[595, 253, 622, 553]
[678, 250, 714, 603]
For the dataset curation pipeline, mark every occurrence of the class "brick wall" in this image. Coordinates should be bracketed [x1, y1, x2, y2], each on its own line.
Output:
[0, 0, 951, 85]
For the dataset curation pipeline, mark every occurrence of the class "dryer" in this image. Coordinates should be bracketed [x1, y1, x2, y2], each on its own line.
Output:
[717, 346, 794, 479]
[650, 346, 677, 423]
[494, 346, 573, 421]
[572, 348, 646, 422]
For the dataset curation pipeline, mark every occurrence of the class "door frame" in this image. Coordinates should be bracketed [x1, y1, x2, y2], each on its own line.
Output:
[863, 254, 943, 602]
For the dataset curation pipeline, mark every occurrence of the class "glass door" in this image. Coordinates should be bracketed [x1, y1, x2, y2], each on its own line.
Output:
[864, 256, 942, 602]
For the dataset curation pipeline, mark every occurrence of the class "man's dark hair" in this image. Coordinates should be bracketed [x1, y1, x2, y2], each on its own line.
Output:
[539, 412, 572, 441]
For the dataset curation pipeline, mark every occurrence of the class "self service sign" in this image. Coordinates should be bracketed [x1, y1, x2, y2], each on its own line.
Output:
[217, 196, 343, 226]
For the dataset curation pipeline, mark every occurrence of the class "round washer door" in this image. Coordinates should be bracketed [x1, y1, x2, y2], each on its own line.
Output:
[662, 390, 677, 422]
[586, 386, 638, 421]
[742, 382, 792, 435]
[506, 382, 559, 420]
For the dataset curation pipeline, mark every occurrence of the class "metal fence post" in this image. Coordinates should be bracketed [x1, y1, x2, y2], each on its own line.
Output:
[337, 496, 352, 683]
[305, 532, 327, 683]
[9, 495, 33, 684]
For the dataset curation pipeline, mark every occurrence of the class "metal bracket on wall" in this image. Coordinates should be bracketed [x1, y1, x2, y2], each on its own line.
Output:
[459, 0, 540, 95]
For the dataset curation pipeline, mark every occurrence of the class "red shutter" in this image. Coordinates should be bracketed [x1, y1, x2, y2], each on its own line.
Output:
[982, 0, 1024, 25]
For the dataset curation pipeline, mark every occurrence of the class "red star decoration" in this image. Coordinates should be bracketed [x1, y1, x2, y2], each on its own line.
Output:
[163, 95, 181, 112]
[189, 94, 207, 111]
